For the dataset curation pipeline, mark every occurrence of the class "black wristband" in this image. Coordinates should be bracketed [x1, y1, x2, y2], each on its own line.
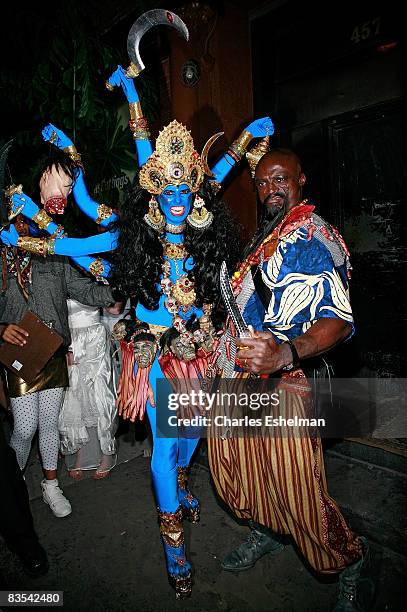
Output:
[282, 339, 300, 371]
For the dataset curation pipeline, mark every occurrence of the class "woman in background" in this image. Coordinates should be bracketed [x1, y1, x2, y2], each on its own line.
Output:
[59, 298, 122, 480]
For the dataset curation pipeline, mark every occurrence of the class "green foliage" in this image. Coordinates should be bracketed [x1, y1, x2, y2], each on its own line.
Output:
[0, 1, 159, 200]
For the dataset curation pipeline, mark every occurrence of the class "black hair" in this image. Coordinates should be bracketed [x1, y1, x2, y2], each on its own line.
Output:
[36, 146, 79, 186]
[109, 176, 240, 312]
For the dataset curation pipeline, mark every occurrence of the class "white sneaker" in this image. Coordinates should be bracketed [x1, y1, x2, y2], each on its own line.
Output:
[41, 479, 72, 518]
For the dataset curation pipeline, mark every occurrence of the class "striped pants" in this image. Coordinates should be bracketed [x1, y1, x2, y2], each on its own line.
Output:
[208, 380, 361, 574]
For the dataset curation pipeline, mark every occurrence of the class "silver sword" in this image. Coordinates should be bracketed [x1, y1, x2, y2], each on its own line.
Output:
[220, 261, 251, 339]
[126, 10, 189, 78]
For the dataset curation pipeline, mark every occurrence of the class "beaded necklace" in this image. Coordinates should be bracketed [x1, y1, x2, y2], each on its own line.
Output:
[160, 238, 196, 316]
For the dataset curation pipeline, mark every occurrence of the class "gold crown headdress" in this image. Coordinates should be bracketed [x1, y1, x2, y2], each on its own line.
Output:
[139, 120, 223, 195]
[246, 136, 270, 178]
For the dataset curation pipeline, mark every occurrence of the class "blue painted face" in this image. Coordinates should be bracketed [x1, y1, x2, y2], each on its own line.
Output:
[157, 183, 193, 225]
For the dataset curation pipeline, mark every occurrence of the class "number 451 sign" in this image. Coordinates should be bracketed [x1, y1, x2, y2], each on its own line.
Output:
[351, 17, 381, 44]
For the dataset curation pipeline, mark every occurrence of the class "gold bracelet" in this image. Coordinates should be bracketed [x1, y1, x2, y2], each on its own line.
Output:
[230, 130, 253, 158]
[50, 224, 65, 239]
[5, 184, 23, 199]
[133, 128, 151, 141]
[129, 101, 143, 120]
[45, 239, 56, 256]
[89, 257, 105, 279]
[209, 180, 222, 194]
[125, 63, 141, 79]
[17, 236, 46, 257]
[63, 145, 82, 164]
[95, 203, 113, 225]
[32, 209, 52, 230]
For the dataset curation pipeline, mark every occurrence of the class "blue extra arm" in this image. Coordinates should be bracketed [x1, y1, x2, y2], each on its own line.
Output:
[105, 65, 153, 168]
[41, 124, 117, 226]
[50, 232, 118, 256]
[0, 220, 112, 281]
[210, 117, 275, 186]
[1, 222, 117, 256]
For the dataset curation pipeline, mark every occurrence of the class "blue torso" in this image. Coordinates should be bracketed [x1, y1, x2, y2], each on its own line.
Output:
[135, 234, 203, 326]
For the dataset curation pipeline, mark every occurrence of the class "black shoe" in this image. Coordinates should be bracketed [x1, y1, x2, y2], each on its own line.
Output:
[221, 522, 284, 572]
[17, 546, 49, 578]
[332, 537, 375, 611]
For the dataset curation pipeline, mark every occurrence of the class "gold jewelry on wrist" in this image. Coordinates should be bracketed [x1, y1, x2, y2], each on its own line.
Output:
[95, 203, 113, 225]
[129, 101, 143, 120]
[63, 145, 82, 164]
[209, 180, 222, 194]
[133, 128, 151, 140]
[32, 209, 52, 230]
[89, 257, 105, 279]
[50, 224, 65, 239]
[5, 184, 24, 219]
[125, 63, 141, 79]
[17, 236, 46, 257]
[45, 239, 56, 256]
[230, 130, 253, 159]
[5, 184, 23, 198]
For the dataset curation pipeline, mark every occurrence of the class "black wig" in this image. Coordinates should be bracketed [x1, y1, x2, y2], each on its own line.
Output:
[36, 146, 79, 191]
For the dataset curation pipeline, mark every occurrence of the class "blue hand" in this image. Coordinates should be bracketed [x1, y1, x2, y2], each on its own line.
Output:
[245, 116, 274, 138]
[106, 65, 139, 103]
[42, 123, 74, 149]
[10, 192, 40, 220]
[0, 224, 19, 246]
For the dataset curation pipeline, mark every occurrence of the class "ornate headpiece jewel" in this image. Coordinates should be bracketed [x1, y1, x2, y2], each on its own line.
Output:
[139, 120, 223, 195]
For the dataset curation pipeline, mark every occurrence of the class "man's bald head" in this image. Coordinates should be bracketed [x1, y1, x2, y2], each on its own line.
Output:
[254, 148, 306, 215]
[258, 148, 303, 173]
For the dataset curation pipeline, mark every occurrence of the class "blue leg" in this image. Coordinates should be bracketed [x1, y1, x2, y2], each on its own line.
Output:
[177, 438, 201, 523]
[145, 361, 192, 598]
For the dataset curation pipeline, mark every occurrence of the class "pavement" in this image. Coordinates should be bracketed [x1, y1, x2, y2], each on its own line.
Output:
[0, 435, 406, 612]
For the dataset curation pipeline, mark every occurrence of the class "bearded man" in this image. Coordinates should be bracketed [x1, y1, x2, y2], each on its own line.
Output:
[208, 147, 374, 612]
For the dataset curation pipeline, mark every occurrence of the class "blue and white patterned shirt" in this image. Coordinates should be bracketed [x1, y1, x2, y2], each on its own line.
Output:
[237, 208, 353, 343]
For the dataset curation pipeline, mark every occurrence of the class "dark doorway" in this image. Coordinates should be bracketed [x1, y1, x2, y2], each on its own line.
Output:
[327, 101, 407, 376]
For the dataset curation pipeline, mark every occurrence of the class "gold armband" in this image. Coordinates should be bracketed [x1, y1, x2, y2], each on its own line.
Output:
[16, 236, 56, 257]
[229, 130, 253, 159]
[129, 101, 143, 120]
[89, 257, 105, 279]
[95, 204, 113, 225]
[17, 236, 46, 257]
[32, 209, 52, 230]
[63, 145, 82, 164]
[128, 103, 150, 140]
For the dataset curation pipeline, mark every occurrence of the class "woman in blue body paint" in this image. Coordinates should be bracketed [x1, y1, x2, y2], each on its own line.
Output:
[105, 66, 273, 598]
